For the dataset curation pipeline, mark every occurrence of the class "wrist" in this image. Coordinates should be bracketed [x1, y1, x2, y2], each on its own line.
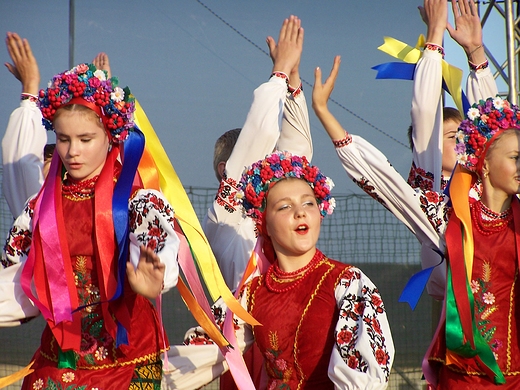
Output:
[20, 93, 38, 103]
[332, 132, 352, 148]
[424, 42, 445, 58]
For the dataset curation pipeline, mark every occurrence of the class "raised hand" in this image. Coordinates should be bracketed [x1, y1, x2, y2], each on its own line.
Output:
[312, 56, 346, 141]
[418, 0, 448, 46]
[5, 32, 40, 95]
[92, 52, 112, 78]
[446, 0, 485, 63]
[266, 15, 304, 86]
[126, 245, 165, 299]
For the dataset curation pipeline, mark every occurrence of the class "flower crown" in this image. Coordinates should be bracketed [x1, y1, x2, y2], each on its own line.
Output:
[235, 151, 335, 221]
[455, 96, 520, 172]
[38, 63, 135, 143]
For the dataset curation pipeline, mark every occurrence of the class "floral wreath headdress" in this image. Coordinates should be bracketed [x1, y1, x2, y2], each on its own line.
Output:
[235, 151, 335, 223]
[38, 63, 135, 143]
[455, 96, 520, 173]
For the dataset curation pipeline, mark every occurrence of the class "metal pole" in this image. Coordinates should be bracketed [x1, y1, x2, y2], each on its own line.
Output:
[69, 0, 75, 69]
[505, 0, 518, 103]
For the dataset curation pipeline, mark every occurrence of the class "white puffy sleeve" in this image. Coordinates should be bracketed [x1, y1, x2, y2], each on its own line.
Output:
[0, 202, 39, 325]
[277, 89, 313, 160]
[128, 189, 180, 293]
[466, 66, 499, 105]
[410, 49, 443, 192]
[2, 100, 47, 217]
[203, 76, 287, 289]
[329, 267, 394, 389]
[337, 135, 448, 252]
[162, 288, 254, 390]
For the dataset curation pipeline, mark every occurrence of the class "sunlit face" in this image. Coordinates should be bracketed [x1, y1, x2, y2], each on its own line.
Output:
[53, 109, 110, 181]
[482, 130, 520, 198]
[442, 119, 458, 177]
[264, 178, 321, 260]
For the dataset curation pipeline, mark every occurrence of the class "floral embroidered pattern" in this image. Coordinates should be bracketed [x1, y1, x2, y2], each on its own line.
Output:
[472, 261, 500, 358]
[335, 269, 392, 381]
[33, 371, 87, 390]
[129, 192, 174, 253]
[419, 191, 450, 233]
[3, 225, 31, 267]
[407, 163, 435, 191]
[215, 175, 240, 214]
[265, 331, 292, 389]
[352, 177, 387, 208]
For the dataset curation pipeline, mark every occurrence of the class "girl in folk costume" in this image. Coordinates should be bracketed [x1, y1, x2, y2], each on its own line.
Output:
[423, 97, 520, 388]
[0, 64, 180, 389]
[164, 151, 394, 390]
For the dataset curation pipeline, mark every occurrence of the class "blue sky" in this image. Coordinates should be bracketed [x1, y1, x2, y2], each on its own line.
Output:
[0, 0, 508, 194]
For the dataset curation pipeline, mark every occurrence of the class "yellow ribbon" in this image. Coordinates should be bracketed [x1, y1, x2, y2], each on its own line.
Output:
[0, 361, 34, 388]
[134, 100, 259, 327]
[378, 35, 465, 115]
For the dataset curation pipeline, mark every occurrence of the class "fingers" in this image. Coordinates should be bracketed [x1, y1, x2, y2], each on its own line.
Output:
[266, 36, 276, 57]
[314, 66, 323, 87]
[327, 56, 341, 84]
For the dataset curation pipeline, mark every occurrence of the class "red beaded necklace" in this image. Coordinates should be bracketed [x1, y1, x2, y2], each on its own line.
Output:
[62, 175, 99, 200]
[472, 200, 513, 236]
[265, 250, 324, 293]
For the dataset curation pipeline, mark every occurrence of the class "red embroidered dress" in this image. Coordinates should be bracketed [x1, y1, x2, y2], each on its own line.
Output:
[2, 178, 179, 390]
[428, 201, 520, 389]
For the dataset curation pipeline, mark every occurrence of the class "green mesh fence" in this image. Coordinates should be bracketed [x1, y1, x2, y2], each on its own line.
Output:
[0, 181, 436, 389]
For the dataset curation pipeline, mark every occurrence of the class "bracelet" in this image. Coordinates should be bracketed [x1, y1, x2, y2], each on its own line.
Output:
[468, 60, 489, 72]
[468, 44, 483, 59]
[287, 82, 303, 97]
[424, 42, 445, 58]
[332, 133, 352, 148]
[20, 93, 38, 103]
[271, 71, 289, 82]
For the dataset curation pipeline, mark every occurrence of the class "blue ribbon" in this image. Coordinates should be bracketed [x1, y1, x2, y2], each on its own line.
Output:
[372, 61, 470, 113]
[398, 249, 445, 310]
[111, 127, 145, 346]
[371, 62, 416, 80]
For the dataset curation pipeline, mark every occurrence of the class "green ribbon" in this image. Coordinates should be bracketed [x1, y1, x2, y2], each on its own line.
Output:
[445, 266, 505, 384]
[57, 349, 77, 369]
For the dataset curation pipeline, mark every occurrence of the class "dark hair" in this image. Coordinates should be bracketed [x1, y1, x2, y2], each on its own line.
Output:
[213, 128, 241, 181]
[44, 144, 56, 160]
[407, 107, 463, 150]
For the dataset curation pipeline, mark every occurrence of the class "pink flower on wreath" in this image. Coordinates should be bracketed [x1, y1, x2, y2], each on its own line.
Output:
[75, 64, 89, 74]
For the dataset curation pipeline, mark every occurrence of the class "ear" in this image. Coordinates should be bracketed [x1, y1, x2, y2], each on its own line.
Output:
[481, 160, 490, 179]
[217, 161, 226, 181]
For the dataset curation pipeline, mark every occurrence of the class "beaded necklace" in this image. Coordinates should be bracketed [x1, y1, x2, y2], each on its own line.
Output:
[472, 200, 513, 236]
[62, 175, 99, 200]
[265, 250, 323, 293]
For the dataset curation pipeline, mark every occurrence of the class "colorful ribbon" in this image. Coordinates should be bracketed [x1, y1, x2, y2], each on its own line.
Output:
[133, 101, 259, 328]
[374, 35, 468, 116]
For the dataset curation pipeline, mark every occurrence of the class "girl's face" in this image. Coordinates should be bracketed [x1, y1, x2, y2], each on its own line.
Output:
[264, 178, 321, 260]
[482, 130, 520, 197]
[53, 109, 110, 181]
[442, 119, 459, 176]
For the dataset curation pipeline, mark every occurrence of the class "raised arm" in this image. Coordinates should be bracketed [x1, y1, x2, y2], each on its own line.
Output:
[446, 0, 498, 102]
[2, 32, 47, 217]
[204, 16, 305, 288]
[267, 18, 313, 160]
[411, 0, 447, 192]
